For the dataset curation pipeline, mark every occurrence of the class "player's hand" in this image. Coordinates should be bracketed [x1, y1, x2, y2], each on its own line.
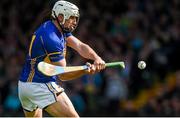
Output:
[93, 57, 106, 72]
[85, 62, 96, 74]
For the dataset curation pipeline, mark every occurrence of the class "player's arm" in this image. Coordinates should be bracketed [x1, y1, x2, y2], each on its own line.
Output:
[48, 48, 96, 80]
[43, 32, 95, 81]
[58, 66, 95, 81]
[66, 36, 105, 71]
[51, 61, 96, 81]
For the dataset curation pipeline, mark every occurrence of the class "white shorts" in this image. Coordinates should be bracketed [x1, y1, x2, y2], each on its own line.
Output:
[18, 81, 64, 112]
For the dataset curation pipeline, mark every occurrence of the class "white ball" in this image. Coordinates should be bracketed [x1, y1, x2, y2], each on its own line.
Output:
[138, 61, 146, 69]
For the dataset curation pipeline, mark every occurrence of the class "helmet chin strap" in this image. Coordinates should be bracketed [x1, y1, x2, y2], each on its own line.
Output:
[53, 11, 68, 33]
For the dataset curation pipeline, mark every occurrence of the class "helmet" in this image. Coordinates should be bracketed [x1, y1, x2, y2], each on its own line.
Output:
[51, 0, 80, 32]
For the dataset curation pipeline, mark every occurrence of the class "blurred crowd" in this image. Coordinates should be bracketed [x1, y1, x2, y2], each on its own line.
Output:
[0, 0, 179, 116]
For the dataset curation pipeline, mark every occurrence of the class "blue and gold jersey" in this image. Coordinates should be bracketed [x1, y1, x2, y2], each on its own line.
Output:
[19, 20, 72, 83]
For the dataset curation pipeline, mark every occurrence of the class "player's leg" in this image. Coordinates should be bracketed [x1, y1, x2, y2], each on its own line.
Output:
[44, 92, 79, 117]
[23, 108, 42, 117]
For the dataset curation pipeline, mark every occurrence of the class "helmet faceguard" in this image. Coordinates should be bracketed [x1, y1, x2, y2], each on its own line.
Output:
[52, 0, 80, 32]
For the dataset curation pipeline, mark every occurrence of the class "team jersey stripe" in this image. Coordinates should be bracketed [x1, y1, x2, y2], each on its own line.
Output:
[27, 59, 36, 82]
[30, 54, 47, 60]
[29, 35, 36, 57]
[43, 52, 64, 63]
[48, 52, 63, 56]
[27, 69, 35, 82]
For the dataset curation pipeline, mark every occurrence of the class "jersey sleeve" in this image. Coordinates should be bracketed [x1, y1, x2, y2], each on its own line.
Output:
[42, 31, 65, 62]
[64, 32, 72, 38]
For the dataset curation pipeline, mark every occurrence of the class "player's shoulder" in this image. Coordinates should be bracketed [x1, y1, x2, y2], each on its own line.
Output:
[34, 21, 55, 39]
[42, 20, 55, 32]
[35, 20, 53, 33]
